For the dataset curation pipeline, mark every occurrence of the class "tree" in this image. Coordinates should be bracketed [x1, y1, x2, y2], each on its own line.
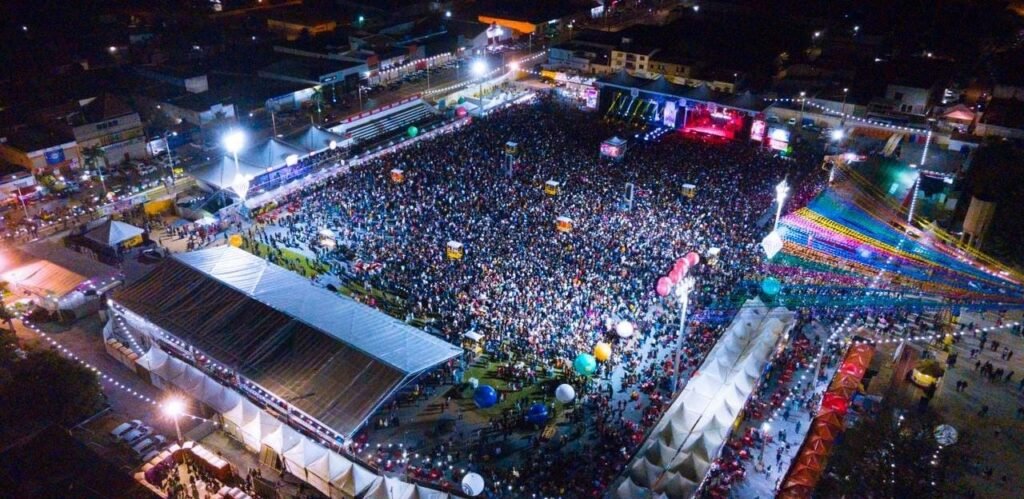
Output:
[0, 331, 103, 439]
[816, 403, 970, 498]
[81, 145, 109, 196]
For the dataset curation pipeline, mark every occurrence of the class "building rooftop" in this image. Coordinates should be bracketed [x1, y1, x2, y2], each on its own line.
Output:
[114, 246, 462, 437]
[261, 57, 365, 83]
[476, 0, 582, 24]
[980, 98, 1024, 130]
[75, 94, 136, 125]
[0, 126, 75, 153]
[268, 9, 339, 27]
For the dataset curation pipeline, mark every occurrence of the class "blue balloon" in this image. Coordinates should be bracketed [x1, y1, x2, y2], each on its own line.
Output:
[525, 402, 549, 425]
[473, 385, 498, 408]
[574, 353, 597, 376]
[760, 277, 782, 296]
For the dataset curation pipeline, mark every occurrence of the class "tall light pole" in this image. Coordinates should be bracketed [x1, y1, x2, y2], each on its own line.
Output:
[471, 59, 488, 114]
[759, 421, 771, 464]
[671, 277, 695, 394]
[774, 179, 790, 231]
[223, 129, 245, 199]
[164, 397, 185, 444]
[840, 87, 849, 126]
[799, 91, 807, 124]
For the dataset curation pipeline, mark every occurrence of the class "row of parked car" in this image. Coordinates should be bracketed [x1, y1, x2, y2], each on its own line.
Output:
[111, 419, 168, 462]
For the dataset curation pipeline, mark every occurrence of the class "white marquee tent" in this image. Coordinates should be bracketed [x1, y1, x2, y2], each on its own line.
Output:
[616, 299, 795, 498]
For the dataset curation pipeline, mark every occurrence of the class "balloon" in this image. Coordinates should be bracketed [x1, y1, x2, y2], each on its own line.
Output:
[668, 267, 683, 283]
[456, 106, 468, 117]
[525, 402, 549, 424]
[656, 276, 672, 297]
[467, 377, 479, 389]
[555, 384, 575, 403]
[615, 320, 634, 338]
[407, 126, 419, 137]
[685, 251, 700, 267]
[472, 385, 498, 408]
[760, 277, 782, 296]
[672, 259, 690, 277]
[458, 96, 467, 105]
[461, 472, 485, 496]
[594, 342, 612, 362]
[574, 353, 597, 376]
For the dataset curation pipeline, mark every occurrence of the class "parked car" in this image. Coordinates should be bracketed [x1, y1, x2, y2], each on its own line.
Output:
[110, 419, 143, 439]
[121, 425, 153, 445]
[133, 435, 166, 456]
[135, 163, 157, 176]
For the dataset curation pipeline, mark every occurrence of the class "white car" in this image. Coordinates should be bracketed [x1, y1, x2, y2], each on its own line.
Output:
[132, 435, 166, 456]
[110, 419, 142, 439]
[121, 425, 153, 445]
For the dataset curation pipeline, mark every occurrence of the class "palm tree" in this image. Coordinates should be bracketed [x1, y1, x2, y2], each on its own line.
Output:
[0, 281, 14, 332]
[81, 145, 108, 196]
[312, 86, 324, 123]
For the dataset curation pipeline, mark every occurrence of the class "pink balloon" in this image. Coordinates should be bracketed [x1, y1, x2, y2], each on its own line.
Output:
[656, 276, 672, 297]
[668, 267, 683, 283]
[673, 259, 690, 276]
[685, 251, 700, 267]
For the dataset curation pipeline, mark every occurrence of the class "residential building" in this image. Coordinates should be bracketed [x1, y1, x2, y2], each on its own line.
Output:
[975, 98, 1024, 140]
[65, 95, 147, 164]
[0, 126, 79, 175]
[133, 66, 210, 94]
[547, 41, 612, 74]
[610, 39, 659, 73]
[267, 11, 339, 41]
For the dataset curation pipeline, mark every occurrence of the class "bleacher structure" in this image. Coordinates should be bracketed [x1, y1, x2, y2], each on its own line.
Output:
[330, 98, 439, 145]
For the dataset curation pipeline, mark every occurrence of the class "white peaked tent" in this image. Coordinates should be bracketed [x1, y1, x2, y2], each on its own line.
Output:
[156, 355, 187, 382]
[308, 451, 351, 496]
[363, 476, 415, 499]
[223, 398, 260, 428]
[660, 419, 690, 448]
[262, 424, 303, 454]
[283, 438, 328, 479]
[409, 485, 449, 499]
[174, 364, 206, 396]
[630, 458, 664, 488]
[137, 346, 169, 371]
[668, 452, 711, 483]
[616, 477, 650, 499]
[645, 440, 679, 467]
[242, 411, 281, 451]
[350, 463, 382, 497]
[682, 431, 723, 463]
[84, 219, 145, 248]
[656, 471, 698, 498]
[203, 379, 241, 414]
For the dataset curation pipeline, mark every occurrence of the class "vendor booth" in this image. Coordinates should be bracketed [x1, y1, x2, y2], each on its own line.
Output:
[555, 216, 573, 233]
[544, 180, 560, 196]
[446, 241, 464, 260]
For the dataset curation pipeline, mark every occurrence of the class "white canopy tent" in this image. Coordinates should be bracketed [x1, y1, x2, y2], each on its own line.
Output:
[283, 438, 328, 480]
[261, 423, 303, 455]
[616, 299, 795, 498]
[307, 451, 351, 496]
[242, 411, 281, 451]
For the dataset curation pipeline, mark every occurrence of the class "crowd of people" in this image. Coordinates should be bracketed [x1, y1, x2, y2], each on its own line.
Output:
[248, 94, 827, 496]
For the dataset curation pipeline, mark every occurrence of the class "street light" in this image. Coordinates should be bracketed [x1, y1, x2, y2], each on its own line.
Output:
[759, 421, 771, 463]
[472, 60, 488, 111]
[670, 276, 696, 394]
[799, 91, 807, 123]
[163, 397, 185, 444]
[223, 130, 246, 198]
[774, 179, 790, 231]
[445, 10, 451, 18]
[829, 128, 844, 141]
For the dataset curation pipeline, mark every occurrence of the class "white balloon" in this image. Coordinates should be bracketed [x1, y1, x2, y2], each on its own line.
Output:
[555, 384, 576, 403]
[468, 377, 479, 388]
[616, 320, 635, 338]
[462, 472, 485, 496]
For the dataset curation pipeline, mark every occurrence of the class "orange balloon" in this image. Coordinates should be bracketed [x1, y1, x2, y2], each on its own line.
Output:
[594, 342, 612, 362]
